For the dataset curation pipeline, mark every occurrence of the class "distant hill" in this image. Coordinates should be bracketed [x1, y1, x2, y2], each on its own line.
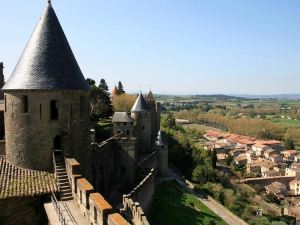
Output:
[233, 94, 300, 100]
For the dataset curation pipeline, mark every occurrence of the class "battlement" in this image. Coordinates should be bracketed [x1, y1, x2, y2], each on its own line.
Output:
[65, 158, 130, 225]
[121, 169, 155, 225]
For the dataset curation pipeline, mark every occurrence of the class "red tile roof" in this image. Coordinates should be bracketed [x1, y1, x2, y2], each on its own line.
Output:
[0, 156, 58, 199]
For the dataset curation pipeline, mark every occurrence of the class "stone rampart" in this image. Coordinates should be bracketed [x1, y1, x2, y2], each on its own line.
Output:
[241, 176, 295, 186]
[121, 169, 155, 225]
[65, 158, 130, 225]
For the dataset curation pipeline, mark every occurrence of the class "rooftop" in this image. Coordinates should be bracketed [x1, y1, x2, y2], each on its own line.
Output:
[112, 112, 133, 123]
[131, 93, 150, 112]
[3, 2, 90, 91]
[0, 156, 58, 199]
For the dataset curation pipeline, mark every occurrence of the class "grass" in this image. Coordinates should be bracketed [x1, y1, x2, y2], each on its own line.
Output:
[148, 181, 227, 225]
[264, 115, 300, 128]
[182, 124, 219, 132]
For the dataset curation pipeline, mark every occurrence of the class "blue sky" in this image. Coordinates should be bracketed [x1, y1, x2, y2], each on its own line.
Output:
[1, 0, 300, 95]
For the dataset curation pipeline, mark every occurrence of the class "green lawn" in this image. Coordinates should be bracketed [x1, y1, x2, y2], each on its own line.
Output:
[148, 181, 227, 225]
[182, 124, 219, 132]
[264, 115, 300, 128]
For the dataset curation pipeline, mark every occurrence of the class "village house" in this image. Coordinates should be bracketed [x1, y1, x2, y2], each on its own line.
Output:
[252, 143, 271, 156]
[265, 181, 288, 200]
[282, 150, 298, 162]
[235, 153, 248, 166]
[286, 163, 300, 177]
[289, 179, 300, 196]
[264, 149, 278, 159]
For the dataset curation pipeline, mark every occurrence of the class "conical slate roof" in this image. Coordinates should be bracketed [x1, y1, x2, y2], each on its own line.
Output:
[3, 2, 90, 91]
[146, 90, 155, 102]
[131, 93, 150, 112]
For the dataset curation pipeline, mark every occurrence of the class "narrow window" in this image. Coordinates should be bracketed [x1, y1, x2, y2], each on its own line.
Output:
[39, 104, 42, 119]
[94, 207, 97, 220]
[80, 96, 85, 115]
[4, 95, 6, 113]
[50, 100, 59, 120]
[70, 103, 73, 119]
[22, 96, 28, 113]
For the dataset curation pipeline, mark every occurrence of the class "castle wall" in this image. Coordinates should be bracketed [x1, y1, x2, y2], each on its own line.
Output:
[124, 169, 156, 213]
[113, 122, 134, 136]
[65, 158, 130, 225]
[121, 169, 155, 225]
[0, 140, 5, 155]
[157, 144, 168, 176]
[90, 136, 137, 196]
[4, 91, 90, 172]
[0, 196, 48, 225]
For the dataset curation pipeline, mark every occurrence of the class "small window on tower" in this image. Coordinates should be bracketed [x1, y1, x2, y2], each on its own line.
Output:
[80, 96, 85, 115]
[50, 100, 59, 120]
[4, 95, 6, 112]
[22, 96, 28, 113]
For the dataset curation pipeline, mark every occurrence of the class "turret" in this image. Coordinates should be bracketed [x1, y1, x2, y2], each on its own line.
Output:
[156, 130, 168, 176]
[3, 2, 90, 172]
[112, 112, 134, 136]
[131, 93, 152, 153]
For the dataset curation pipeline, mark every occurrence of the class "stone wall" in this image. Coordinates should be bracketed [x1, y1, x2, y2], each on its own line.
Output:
[90, 136, 137, 197]
[65, 158, 130, 225]
[4, 91, 90, 172]
[0, 196, 48, 225]
[121, 168, 155, 225]
[242, 176, 295, 186]
[0, 140, 5, 155]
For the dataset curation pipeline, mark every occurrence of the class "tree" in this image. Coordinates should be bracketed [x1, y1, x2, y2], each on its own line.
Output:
[284, 138, 295, 149]
[86, 78, 113, 120]
[211, 149, 217, 169]
[98, 79, 113, 118]
[113, 94, 136, 112]
[117, 81, 125, 94]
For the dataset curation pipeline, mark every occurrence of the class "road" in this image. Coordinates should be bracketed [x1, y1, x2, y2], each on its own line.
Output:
[168, 168, 248, 225]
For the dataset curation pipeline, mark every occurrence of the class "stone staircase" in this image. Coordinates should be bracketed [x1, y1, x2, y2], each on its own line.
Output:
[54, 150, 73, 201]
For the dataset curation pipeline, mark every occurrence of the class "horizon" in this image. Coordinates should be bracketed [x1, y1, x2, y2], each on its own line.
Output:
[1, 1, 300, 95]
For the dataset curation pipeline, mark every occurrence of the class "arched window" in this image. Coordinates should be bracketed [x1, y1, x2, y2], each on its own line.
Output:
[50, 100, 59, 120]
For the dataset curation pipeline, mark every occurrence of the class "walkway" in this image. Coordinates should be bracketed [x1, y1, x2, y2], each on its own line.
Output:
[45, 199, 90, 225]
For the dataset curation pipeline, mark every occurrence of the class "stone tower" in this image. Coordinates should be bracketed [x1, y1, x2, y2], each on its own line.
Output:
[2, 2, 90, 172]
[156, 131, 168, 176]
[131, 94, 152, 153]
[146, 90, 159, 144]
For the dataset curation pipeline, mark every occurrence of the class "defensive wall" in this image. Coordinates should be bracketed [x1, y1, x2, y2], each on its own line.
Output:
[121, 169, 155, 225]
[65, 158, 130, 225]
[241, 176, 296, 186]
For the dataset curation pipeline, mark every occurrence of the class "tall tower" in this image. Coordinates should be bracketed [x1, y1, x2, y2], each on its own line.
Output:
[131, 94, 152, 153]
[146, 90, 158, 144]
[2, 2, 90, 172]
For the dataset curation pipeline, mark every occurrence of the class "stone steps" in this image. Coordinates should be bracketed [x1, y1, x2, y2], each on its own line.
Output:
[53, 152, 74, 201]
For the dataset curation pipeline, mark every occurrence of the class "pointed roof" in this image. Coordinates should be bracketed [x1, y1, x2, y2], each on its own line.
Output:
[111, 85, 118, 96]
[146, 90, 155, 102]
[112, 112, 133, 123]
[131, 93, 150, 112]
[3, 2, 90, 91]
[156, 131, 168, 145]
